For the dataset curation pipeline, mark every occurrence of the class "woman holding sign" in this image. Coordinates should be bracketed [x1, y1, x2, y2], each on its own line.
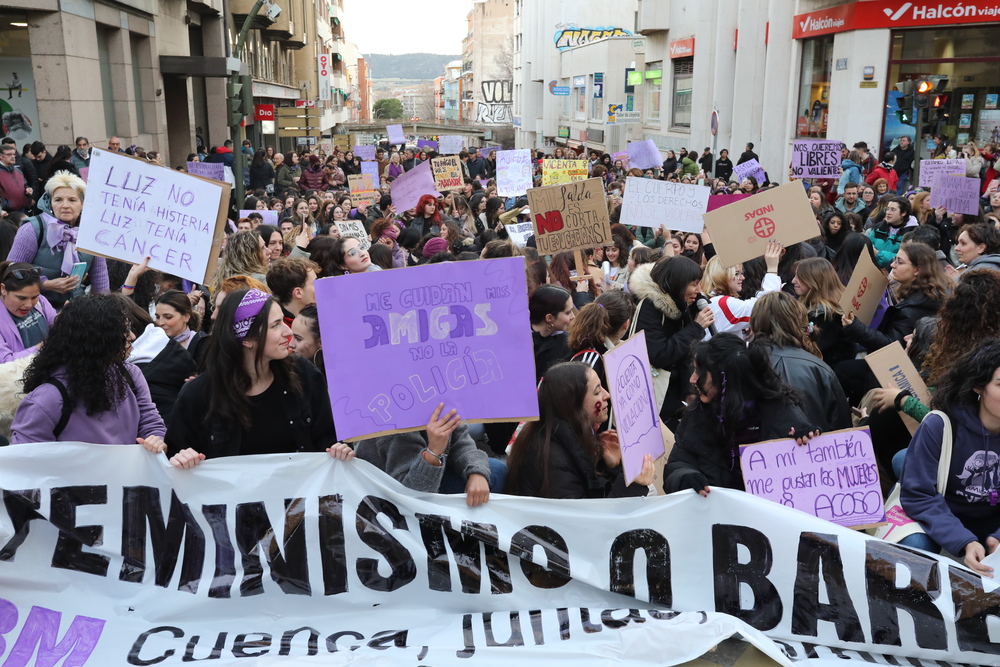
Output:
[700, 240, 782, 341]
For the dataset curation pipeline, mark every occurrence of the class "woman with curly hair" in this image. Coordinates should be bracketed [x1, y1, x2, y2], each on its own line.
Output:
[211, 230, 269, 293]
[10, 293, 165, 446]
[165, 288, 337, 466]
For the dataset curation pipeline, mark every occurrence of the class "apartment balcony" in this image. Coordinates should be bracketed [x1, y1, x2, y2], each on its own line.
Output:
[231, 0, 274, 29]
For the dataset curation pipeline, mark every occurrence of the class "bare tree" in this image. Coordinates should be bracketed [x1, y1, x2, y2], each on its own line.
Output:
[491, 35, 514, 83]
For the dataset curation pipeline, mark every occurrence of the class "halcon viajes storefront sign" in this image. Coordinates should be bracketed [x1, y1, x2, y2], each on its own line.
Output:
[794, 0, 1000, 39]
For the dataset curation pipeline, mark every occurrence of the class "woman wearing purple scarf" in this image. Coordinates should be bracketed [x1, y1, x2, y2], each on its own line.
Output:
[6, 171, 108, 308]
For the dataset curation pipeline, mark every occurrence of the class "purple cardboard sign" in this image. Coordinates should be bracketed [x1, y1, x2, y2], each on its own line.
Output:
[187, 161, 225, 181]
[627, 140, 662, 170]
[238, 210, 278, 225]
[417, 140, 439, 151]
[387, 124, 406, 146]
[739, 427, 885, 528]
[791, 140, 842, 178]
[929, 174, 981, 215]
[733, 158, 766, 185]
[353, 145, 376, 161]
[314, 257, 539, 440]
[603, 331, 665, 484]
[389, 160, 439, 212]
[706, 193, 752, 212]
[361, 161, 381, 189]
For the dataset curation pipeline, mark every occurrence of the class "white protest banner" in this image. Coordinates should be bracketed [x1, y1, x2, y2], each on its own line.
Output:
[918, 159, 965, 187]
[0, 442, 993, 666]
[238, 209, 278, 225]
[439, 135, 465, 154]
[626, 140, 662, 170]
[335, 220, 371, 250]
[790, 140, 842, 178]
[389, 159, 439, 212]
[496, 149, 532, 197]
[504, 221, 534, 246]
[431, 155, 464, 192]
[77, 148, 229, 284]
[386, 124, 406, 145]
[620, 176, 710, 233]
[928, 174, 981, 215]
[740, 428, 885, 529]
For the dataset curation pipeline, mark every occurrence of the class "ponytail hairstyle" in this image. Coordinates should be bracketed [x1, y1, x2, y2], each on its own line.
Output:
[528, 284, 572, 325]
[749, 291, 822, 359]
[567, 290, 634, 352]
[155, 289, 202, 332]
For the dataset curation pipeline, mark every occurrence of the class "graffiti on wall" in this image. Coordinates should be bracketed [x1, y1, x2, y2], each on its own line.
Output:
[477, 80, 513, 124]
[553, 27, 632, 50]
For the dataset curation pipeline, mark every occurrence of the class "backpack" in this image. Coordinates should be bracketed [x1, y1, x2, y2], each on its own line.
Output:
[46, 372, 138, 439]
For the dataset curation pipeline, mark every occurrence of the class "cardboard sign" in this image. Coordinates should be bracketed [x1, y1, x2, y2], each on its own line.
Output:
[314, 257, 539, 440]
[348, 174, 377, 207]
[918, 159, 965, 187]
[541, 159, 588, 186]
[734, 158, 766, 185]
[838, 245, 888, 326]
[604, 331, 665, 484]
[496, 149, 533, 197]
[186, 161, 225, 182]
[77, 149, 229, 285]
[417, 139, 438, 151]
[526, 178, 612, 256]
[389, 160, 439, 212]
[439, 135, 465, 154]
[386, 124, 405, 145]
[740, 428, 885, 529]
[626, 140, 662, 170]
[701, 181, 819, 267]
[238, 209, 278, 225]
[928, 174, 981, 215]
[865, 341, 933, 435]
[706, 193, 752, 211]
[504, 221, 534, 246]
[353, 145, 376, 161]
[431, 156, 463, 192]
[620, 176, 710, 233]
[335, 220, 371, 250]
[360, 161, 381, 189]
[791, 140, 842, 178]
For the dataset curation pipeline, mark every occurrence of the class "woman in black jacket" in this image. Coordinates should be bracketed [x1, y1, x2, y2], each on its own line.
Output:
[661, 150, 678, 175]
[166, 288, 337, 466]
[628, 255, 714, 427]
[529, 285, 575, 383]
[248, 149, 275, 193]
[664, 334, 820, 495]
[507, 361, 654, 498]
[714, 149, 734, 182]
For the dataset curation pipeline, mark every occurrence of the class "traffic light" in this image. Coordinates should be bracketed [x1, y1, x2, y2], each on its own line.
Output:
[914, 78, 933, 108]
[227, 74, 253, 126]
[895, 80, 913, 124]
[932, 93, 950, 123]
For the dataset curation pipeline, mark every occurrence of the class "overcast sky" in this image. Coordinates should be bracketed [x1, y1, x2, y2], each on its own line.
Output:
[342, 0, 471, 55]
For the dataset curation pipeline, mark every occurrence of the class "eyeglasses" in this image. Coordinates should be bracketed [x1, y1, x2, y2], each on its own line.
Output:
[1, 265, 41, 281]
[346, 248, 363, 258]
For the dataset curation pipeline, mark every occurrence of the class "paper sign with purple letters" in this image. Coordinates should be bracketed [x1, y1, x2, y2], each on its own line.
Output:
[387, 124, 406, 146]
[496, 149, 533, 197]
[239, 209, 278, 225]
[626, 140, 662, 170]
[353, 145, 376, 161]
[389, 160, 439, 212]
[739, 427, 885, 528]
[620, 176, 709, 233]
[929, 174, 981, 215]
[918, 159, 965, 187]
[604, 331, 665, 484]
[417, 140, 438, 151]
[186, 161, 225, 182]
[733, 158, 766, 185]
[791, 140, 842, 178]
[439, 136, 465, 154]
[314, 257, 539, 440]
[361, 161, 381, 189]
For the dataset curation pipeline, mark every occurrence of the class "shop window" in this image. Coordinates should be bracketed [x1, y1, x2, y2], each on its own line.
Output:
[671, 58, 692, 129]
[96, 26, 117, 138]
[645, 61, 662, 123]
[573, 75, 586, 119]
[591, 73, 604, 120]
[795, 35, 833, 138]
[130, 34, 148, 136]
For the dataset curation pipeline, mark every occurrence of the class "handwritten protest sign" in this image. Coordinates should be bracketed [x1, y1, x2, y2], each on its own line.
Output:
[186, 161, 225, 182]
[353, 145, 376, 161]
[740, 428, 884, 529]
[706, 193, 752, 211]
[504, 221, 534, 246]
[611, 151, 629, 168]
[620, 176, 710, 233]
[335, 220, 371, 250]
[604, 331, 665, 484]
[361, 160, 381, 189]
[791, 140, 842, 178]
[928, 174, 981, 215]
[238, 209, 278, 225]
[865, 341, 933, 435]
[526, 178, 612, 256]
[626, 140, 661, 170]
[496, 149, 533, 197]
[417, 139, 438, 151]
[839, 245, 887, 325]
[734, 158, 766, 185]
[314, 257, 538, 440]
[541, 159, 588, 186]
[431, 156, 463, 192]
[390, 160, 439, 212]
[918, 159, 965, 187]
[78, 149, 228, 284]
[439, 135, 465, 154]
[702, 181, 818, 267]
[387, 124, 405, 145]
[348, 174, 377, 207]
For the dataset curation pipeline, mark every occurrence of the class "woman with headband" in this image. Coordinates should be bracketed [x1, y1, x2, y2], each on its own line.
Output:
[162, 288, 337, 466]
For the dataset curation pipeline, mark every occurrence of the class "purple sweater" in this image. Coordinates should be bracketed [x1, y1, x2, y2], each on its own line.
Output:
[7, 223, 110, 293]
[10, 363, 166, 444]
[0, 295, 56, 362]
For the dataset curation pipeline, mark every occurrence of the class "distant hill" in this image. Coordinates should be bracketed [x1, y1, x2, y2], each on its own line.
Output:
[364, 53, 460, 81]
